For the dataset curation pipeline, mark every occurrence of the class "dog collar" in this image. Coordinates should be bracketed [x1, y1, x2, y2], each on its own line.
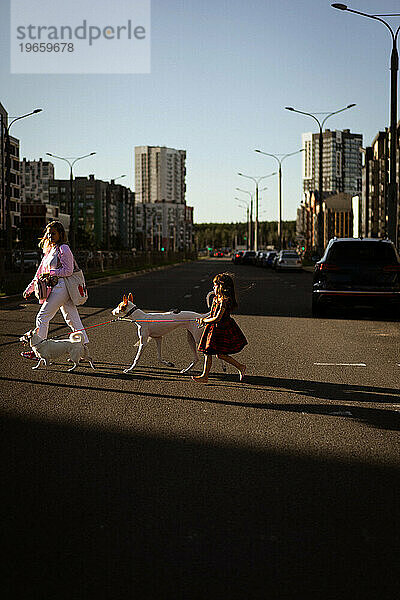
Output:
[124, 305, 138, 319]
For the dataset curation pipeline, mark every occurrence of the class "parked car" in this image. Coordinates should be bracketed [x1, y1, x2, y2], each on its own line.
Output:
[274, 250, 302, 271]
[212, 249, 224, 257]
[241, 250, 257, 265]
[262, 250, 278, 268]
[255, 251, 268, 266]
[232, 250, 244, 264]
[14, 251, 40, 271]
[312, 237, 400, 316]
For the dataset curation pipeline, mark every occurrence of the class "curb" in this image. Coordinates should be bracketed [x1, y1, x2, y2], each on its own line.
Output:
[86, 261, 187, 287]
[0, 260, 191, 307]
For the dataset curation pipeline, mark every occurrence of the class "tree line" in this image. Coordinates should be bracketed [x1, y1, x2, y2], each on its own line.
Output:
[194, 221, 297, 250]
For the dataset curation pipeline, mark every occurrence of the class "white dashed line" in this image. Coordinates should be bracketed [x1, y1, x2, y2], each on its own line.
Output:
[184, 294, 192, 299]
[193, 285, 200, 289]
[315, 362, 367, 367]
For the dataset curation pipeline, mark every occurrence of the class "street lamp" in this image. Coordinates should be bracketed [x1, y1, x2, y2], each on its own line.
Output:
[255, 148, 304, 250]
[46, 151, 96, 251]
[111, 174, 126, 184]
[1, 108, 42, 256]
[285, 103, 356, 256]
[237, 172, 276, 251]
[332, 4, 400, 246]
[235, 197, 250, 249]
[236, 188, 254, 249]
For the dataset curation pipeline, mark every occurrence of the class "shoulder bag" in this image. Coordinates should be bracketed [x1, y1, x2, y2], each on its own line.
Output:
[58, 248, 88, 306]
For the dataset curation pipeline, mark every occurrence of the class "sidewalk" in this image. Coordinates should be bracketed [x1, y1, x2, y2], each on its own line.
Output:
[0, 260, 191, 307]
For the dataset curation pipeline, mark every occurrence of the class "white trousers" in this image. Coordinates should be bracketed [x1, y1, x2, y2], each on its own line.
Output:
[35, 278, 89, 344]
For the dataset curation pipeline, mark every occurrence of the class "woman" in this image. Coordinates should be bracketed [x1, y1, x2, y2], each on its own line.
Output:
[21, 221, 89, 359]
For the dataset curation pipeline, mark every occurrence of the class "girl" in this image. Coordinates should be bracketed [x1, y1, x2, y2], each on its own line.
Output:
[21, 221, 89, 360]
[192, 272, 247, 383]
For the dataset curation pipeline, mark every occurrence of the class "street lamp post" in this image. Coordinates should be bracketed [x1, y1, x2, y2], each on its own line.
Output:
[285, 103, 356, 256]
[254, 149, 304, 250]
[235, 197, 250, 249]
[236, 188, 253, 249]
[1, 109, 42, 256]
[332, 4, 400, 246]
[46, 151, 96, 251]
[237, 172, 276, 252]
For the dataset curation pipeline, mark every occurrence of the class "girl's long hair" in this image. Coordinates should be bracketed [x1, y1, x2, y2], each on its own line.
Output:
[213, 272, 238, 309]
[39, 221, 68, 254]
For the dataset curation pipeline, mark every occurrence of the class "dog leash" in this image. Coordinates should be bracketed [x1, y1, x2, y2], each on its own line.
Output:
[45, 316, 201, 341]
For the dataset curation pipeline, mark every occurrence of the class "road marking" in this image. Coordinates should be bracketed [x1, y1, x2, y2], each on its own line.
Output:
[314, 362, 367, 367]
[184, 294, 192, 299]
[193, 285, 200, 289]
[201, 279, 207, 282]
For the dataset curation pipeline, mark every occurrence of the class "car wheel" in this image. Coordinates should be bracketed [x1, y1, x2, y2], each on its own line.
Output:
[312, 295, 325, 317]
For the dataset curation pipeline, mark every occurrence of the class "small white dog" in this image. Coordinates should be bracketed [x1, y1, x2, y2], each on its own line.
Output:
[112, 293, 211, 374]
[20, 328, 95, 371]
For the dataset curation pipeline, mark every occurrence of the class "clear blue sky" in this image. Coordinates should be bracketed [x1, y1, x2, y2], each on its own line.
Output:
[1, 0, 398, 223]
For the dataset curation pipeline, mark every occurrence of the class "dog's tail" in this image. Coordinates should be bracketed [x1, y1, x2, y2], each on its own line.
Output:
[69, 331, 85, 343]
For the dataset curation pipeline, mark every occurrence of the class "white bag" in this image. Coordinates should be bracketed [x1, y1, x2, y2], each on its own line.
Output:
[64, 264, 88, 305]
[56, 248, 88, 305]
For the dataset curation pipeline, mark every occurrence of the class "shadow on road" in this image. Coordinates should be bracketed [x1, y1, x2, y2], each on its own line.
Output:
[3, 411, 399, 599]
[1, 369, 400, 437]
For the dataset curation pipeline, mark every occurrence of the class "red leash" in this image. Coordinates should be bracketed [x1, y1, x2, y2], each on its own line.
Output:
[49, 317, 199, 340]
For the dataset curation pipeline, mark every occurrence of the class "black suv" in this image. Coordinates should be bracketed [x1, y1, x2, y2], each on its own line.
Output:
[312, 238, 400, 316]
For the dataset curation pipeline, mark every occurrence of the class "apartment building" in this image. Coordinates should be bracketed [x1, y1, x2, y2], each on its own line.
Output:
[135, 202, 193, 251]
[20, 158, 55, 204]
[322, 193, 353, 247]
[135, 146, 186, 204]
[49, 175, 135, 248]
[0, 102, 21, 245]
[361, 123, 400, 240]
[302, 129, 362, 197]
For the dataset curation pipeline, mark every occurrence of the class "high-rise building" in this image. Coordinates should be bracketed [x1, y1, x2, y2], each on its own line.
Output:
[0, 102, 21, 244]
[361, 122, 400, 240]
[49, 175, 135, 248]
[20, 158, 55, 204]
[135, 146, 186, 204]
[302, 129, 363, 197]
[134, 201, 193, 251]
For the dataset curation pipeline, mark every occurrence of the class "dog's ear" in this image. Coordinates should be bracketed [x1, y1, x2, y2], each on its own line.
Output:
[123, 295, 127, 305]
[128, 293, 133, 302]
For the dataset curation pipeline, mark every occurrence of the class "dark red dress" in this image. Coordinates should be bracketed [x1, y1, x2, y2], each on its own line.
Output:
[197, 298, 248, 355]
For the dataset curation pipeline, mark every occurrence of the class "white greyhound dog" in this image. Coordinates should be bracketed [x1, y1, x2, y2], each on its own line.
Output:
[112, 293, 211, 374]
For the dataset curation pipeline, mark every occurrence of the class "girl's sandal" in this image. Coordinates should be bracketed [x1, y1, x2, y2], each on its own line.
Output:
[191, 376, 209, 384]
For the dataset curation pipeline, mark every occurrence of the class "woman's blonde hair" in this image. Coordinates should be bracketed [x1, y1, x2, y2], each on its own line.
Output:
[213, 272, 238, 309]
[39, 221, 68, 253]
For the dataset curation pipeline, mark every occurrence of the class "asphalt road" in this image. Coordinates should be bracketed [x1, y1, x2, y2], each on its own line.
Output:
[1, 258, 399, 599]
